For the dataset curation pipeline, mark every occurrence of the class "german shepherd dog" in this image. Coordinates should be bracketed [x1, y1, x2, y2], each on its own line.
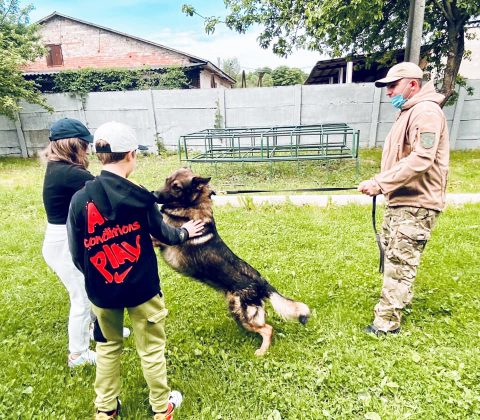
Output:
[154, 168, 310, 356]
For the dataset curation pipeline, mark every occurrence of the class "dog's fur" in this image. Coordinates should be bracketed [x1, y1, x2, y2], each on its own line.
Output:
[154, 168, 310, 356]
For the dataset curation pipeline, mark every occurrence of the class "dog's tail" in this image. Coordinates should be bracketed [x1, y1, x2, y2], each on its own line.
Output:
[268, 287, 311, 325]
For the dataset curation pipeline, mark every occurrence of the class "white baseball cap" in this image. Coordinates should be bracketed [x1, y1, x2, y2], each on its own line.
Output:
[94, 121, 147, 153]
[375, 62, 424, 87]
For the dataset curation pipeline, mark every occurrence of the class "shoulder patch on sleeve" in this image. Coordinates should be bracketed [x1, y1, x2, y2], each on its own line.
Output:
[420, 132, 436, 149]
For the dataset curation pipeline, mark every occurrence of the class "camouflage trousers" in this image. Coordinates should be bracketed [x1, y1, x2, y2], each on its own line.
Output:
[373, 206, 439, 332]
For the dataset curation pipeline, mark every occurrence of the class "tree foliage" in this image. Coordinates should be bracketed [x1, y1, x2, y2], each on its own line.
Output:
[244, 68, 274, 87]
[184, 1, 480, 103]
[220, 58, 306, 87]
[271, 66, 307, 86]
[220, 57, 241, 79]
[0, 0, 52, 118]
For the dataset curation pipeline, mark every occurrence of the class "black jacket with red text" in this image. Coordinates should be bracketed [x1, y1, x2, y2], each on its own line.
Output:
[67, 170, 188, 308]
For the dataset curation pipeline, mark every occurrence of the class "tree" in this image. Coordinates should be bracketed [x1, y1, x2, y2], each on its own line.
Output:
[219, 60, 275, 87]
[220, 57, 241, 79]
[183, 1, 480, 103]
[271, 66, 307, 86]
[0, 0, 51, 118]
[228, 65, 307, 88]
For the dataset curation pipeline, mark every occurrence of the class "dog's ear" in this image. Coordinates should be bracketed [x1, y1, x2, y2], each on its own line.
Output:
[191, 176, 211, 190]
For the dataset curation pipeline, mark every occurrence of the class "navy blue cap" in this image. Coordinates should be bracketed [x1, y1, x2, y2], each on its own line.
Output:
[49, 118, 93, 143]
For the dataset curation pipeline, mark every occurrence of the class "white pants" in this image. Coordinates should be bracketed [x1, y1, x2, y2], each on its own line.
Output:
[42, 223, 92, 355]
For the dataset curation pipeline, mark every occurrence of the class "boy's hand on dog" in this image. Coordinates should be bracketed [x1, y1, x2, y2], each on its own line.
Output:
[182, 220, 205, 238]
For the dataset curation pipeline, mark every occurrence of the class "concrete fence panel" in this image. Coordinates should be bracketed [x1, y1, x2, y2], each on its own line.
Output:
[0, 115, 19, 156]
[152, 89, 219, 146]
[18, 94, 86, 156]
[226, 86, 295, 107]
[1, 80, 480, 156]
[226, 105, 296, 127]
[301, 83, 375, 104]
[85, 91, 155, 148]
[225, 86, 296, 127]
[301, 83, 376, 147]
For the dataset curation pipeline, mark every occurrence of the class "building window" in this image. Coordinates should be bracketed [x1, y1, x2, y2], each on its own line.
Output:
[46, 44, 63, 66]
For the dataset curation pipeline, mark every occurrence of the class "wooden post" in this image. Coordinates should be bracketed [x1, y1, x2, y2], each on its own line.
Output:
[241, 70, 246, 88]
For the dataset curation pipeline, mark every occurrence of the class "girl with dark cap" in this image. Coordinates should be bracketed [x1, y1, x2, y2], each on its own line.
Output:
[41, 118, 129, 367]
[41, 117, 97, 367]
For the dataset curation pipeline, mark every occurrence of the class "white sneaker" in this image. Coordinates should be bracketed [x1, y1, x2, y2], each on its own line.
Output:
[153, 391, 183, 420]
[68, 349, 96, 368]
[169, 390, 183, 409]
[89, 324, 131, 340]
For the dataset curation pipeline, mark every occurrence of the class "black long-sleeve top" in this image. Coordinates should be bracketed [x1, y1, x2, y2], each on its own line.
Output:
[43, 161, 94, 224]
[67, 170, 188, 308]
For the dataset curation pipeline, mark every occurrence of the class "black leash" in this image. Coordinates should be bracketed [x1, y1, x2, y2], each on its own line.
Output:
[372, 195, 385, 273]
[219, 186, 357, 194]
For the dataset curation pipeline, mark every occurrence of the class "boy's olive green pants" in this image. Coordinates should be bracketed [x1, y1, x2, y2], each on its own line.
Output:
[92, 294, 170, 413]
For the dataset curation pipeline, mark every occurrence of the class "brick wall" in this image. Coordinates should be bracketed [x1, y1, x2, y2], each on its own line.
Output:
[24, 15, 191, 72]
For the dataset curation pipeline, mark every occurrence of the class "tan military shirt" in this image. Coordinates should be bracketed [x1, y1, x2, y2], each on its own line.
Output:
[374, 81, 450, 211]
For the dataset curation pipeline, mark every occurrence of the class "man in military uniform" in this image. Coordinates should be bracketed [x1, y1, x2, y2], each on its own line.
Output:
[358, 62, 450, 336]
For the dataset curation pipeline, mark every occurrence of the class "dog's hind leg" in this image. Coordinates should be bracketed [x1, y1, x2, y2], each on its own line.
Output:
[226, 293, 273, 356]
[251, 321, 273, 356]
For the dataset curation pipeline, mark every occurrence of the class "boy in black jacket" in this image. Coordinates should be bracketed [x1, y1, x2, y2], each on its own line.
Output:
[67, 121, 204, 420]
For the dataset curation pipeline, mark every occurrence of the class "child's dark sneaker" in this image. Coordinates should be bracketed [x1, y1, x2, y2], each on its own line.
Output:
[364, 324, 400, 337]
[95, 398, 121, 420]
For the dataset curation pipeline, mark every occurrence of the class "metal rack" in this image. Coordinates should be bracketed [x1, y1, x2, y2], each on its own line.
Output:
[178, 123, 360, 165]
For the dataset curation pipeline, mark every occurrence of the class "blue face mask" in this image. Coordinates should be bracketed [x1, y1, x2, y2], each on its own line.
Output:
[391, 95, 407, 109]
[390, 83, 411, 109]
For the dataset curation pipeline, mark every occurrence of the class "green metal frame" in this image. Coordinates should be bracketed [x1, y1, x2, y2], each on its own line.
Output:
[178, 123, 360, 165]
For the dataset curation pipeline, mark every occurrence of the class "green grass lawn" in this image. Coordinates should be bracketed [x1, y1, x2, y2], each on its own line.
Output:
[0, 152, 479, 419]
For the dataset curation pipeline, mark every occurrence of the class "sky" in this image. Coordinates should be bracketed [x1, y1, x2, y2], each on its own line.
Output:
[27, 0, 323, 72]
